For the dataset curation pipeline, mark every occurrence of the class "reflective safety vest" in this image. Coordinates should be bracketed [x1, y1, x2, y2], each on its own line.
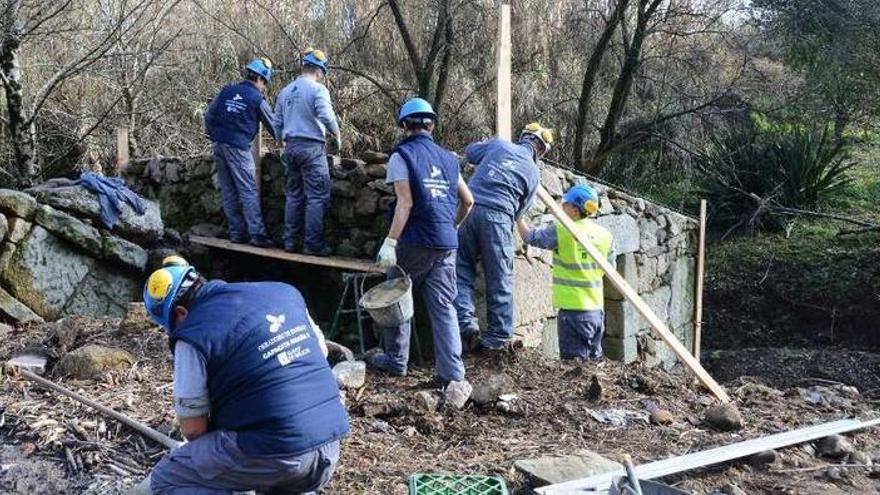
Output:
[552, 219, 614, 311]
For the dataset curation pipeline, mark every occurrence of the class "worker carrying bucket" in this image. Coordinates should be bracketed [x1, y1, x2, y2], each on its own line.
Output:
[361, 97, 475, 388]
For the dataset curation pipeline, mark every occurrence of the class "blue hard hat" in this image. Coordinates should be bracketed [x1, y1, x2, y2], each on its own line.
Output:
[245, 58, 273, 83]
[398, 97, 437, 126]
[143, 258, 198, 331]
[302, 49, 329, 74]
[563, 184, 600, 216]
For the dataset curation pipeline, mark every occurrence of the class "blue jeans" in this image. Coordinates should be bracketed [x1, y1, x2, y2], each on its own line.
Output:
[149, 431, 340, 494]
[371, 246, 465, 382]
[212, 142, 268, 242]
[454, 205, 515, 349]
[558, 309, 604, 360]
[282, 139, 330, 251]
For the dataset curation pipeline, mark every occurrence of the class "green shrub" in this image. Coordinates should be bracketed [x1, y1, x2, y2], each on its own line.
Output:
[699, 122, 854, 232]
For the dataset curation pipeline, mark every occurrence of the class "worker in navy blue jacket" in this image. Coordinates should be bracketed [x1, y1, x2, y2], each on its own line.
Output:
[454, 123, 553, 352]
[204, 58, 279, 248]
[130, 256, 349, 494]
[367, 98, 474, 386]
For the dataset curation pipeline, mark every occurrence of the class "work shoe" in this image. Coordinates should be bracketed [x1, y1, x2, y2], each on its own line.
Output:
[249, 236, 275, 249]
[229, 235, 248, 244]
[364, 350, 407, 377]
[283, 242, 302, 254]
[304, 246, 333, 257]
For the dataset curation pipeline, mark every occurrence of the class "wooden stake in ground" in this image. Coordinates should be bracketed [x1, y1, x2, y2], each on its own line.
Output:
[694, 199, 707, 361]
[535, 187, 731, 403]
[116, 127, 129, 173]
[495, 1, 512, 141]
[252, 122, 264, 198]
[14, 367, 181, 450]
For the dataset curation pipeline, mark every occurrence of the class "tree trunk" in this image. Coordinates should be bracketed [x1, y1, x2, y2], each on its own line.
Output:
[572, 0, 631, 170]
[588, 0, 663, 174]
[1, 30, 36, 186]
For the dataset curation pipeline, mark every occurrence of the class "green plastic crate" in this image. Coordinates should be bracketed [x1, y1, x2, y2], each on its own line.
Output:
[409, 473, 509, 495]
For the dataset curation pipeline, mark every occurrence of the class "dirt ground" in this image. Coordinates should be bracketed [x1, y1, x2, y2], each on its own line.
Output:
[1, 317, 880, 494]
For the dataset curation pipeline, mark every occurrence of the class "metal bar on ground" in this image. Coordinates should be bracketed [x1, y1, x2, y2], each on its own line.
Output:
[535, 186, 730, 403]
[537, 418, 880, 494]
[190, 235, 383, 273]
[694, 199, 707, 360]
[14, 367, 182, 450]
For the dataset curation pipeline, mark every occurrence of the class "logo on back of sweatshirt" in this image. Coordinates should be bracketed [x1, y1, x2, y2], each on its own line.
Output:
[266, 314, 286, 333]
[232, 93, 243, 101]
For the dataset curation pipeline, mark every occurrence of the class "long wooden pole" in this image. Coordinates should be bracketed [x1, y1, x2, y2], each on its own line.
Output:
[495, 2, 512, 141]
[536, 187, 730, 403]
[16, 368, 182, 449]
[694, 199, 707, 361]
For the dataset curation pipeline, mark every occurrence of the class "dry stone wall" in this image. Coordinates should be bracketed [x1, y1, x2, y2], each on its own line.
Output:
[0, 182, 164, 323]
[123, 151, 697, 368]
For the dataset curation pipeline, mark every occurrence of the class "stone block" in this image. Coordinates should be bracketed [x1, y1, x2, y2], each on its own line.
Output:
[367, 179, 392, 194]
[669, 256, 696, 328]
[365, 163, 387, 178]
[56, 344, 134, 379]
[604, 300, 641, 339]
[354, 188, 380, 216]
[63, 263, 139, 318]
[0, 213, 7, 241]
[34, 204, 102, 255]
[636, 254, 659, 293]
[605, 253, 635, 301]
[1, 226, 93, 319]
[640, 286, 671, 326]
[0, 242, 15, 271]
[515, 451, 622, 486]
[638, 217, 659, 250]
[7, 217, 32, 244]
[595, 214, 639, 254]
[0, 189, 37, 219]
[361, 151, 388, 164]
[511, 257, 554, 327]
[0, 287, 44, 323]
[540, 166, 564, 197]
[102, 235, 148, 272]
[603, 335, 637, 363]
[541, 318, 560, 359]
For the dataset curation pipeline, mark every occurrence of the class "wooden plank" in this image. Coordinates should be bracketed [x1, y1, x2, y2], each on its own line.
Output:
[190, 235, 383, 273]
[537, 418, 880, 493]
[16, 368, 182, 450]
[495, 1, 512, 141]
[536, 186, 730, 403]
[694, 199, 707, 360]
[116, 127, 129, 173]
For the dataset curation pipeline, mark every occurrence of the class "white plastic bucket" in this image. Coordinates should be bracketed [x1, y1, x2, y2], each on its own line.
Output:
[359, 266, 414, 327]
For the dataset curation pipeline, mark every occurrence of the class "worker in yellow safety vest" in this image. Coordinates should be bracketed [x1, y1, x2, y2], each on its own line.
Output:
[516, 184, 614, 359]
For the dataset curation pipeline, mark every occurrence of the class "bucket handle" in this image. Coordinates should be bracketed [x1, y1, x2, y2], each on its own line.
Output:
[358, 265, 409, 297]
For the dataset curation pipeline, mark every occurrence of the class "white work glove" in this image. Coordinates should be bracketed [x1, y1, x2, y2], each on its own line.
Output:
[377, 237, 397, 268]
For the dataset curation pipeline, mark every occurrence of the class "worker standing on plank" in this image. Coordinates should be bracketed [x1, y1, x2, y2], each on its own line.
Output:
[367, 97, 474, 386]
[273, 48, 341, 256]
[204, 58, 278, 248]
[516, 185, 615, 359]
[129, 256, 348, 494]
[454, 123, 552, 353]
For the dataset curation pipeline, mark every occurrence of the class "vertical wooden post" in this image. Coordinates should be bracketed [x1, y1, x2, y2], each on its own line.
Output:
[694, 199, 707, 362]
[116, 127, 129, 173]
[252, 123, 264, 198]
[495, 1, 512, 140]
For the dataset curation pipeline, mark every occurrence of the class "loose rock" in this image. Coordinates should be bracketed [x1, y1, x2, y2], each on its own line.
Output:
[719, 483, 747, 495]
[514, 451, 622, 486]
[649, 408, 674, 426]
[55, 344, 134, 379]
[705, 404, 743, 431]
[325, 340, 355, 365]
[7, 353, 49, 375]
[586, 375, 603, 401]
[118, 303, 155, 335]
[333, 360, 366, 389]
[443, 380, 472, 409]
[413, 390, 441, 413]
[361, 151, 388, 164]
[846, 450, 872, 466]
[815, 434, 854, 460]
[471, 372, 514, 406]
[748, 450, 778, 468]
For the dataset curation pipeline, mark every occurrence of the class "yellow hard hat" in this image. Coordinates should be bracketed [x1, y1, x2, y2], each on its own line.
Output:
[162, 255, 188, 267]
[521, 122, 554, 152]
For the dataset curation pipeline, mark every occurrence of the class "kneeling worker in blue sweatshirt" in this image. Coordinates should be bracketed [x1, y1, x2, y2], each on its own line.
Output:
[130, 256, 349, 494]
[516, 185, 615, 360]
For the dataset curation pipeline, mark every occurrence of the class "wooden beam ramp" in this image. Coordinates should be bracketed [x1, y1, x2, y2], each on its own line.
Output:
[536, 417, 880, 494]
[189, 235, 384, 273]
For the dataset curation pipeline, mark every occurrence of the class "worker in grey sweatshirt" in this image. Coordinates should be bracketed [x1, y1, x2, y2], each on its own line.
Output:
[272, 49, 341, 256]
